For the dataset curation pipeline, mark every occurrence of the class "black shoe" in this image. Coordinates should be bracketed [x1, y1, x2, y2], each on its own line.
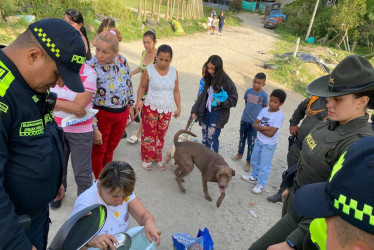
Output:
[121, 131, 127, 139]
[267, 191, 282, 203]
[50, 199, 62, 209]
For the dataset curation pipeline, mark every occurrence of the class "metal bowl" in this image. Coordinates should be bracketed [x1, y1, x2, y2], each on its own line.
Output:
[113, 232, 132, 250]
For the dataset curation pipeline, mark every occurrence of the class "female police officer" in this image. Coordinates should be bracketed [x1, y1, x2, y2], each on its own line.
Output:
[249, 55, 374, 250]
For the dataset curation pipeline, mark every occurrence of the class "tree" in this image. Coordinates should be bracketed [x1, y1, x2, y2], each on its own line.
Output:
[166, 0, 171, 20]
[157, 0, 162, 21]
[137, 0, 142, 21]
[143, 0, 147, 22]
[151, 0, 156, 19]
[330, 0, 366, 51]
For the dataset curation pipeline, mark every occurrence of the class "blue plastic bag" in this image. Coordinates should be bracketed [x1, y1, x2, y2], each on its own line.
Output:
[172, 227, 214, 250]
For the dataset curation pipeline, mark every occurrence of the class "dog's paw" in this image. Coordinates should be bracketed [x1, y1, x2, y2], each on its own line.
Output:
[205, 195, 212, 202]
[216, 201, 221, 208]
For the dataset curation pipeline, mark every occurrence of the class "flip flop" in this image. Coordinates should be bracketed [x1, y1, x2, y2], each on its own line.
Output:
[142, 162, 152, 171]
[127, 135, 140, 144]
[157, 161, 167, 171]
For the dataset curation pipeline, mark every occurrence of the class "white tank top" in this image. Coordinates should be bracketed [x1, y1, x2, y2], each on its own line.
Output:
[144, 64, 177, 113]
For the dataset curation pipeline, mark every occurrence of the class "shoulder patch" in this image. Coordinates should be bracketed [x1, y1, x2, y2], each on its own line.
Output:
[0, 101, 8, 113]
[0, 61, 15, 97]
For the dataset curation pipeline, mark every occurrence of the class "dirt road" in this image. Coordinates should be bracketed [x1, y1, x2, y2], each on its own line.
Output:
[49, 12, 305, 249]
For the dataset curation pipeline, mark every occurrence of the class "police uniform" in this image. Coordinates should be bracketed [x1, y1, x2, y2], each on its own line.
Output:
[287, 96, 327, 167]
[249, 116, 373, 249]
[0, 48, 64, 249]
[250, 54, 374, 250]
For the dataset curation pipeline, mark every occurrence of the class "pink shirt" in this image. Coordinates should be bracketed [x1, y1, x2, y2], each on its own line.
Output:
[52, 63, 97, 133]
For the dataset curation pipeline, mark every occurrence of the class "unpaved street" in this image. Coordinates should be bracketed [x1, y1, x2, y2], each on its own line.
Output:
[49, 12, 305, 249]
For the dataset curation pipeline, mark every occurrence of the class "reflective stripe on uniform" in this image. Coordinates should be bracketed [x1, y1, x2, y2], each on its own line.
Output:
[310, 218, 327, 250]
[0, 60, 15, 97]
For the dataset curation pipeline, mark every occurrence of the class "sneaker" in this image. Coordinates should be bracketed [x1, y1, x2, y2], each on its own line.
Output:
[251, 184, 264, 194]
[267, 191, 282, 203]
[231, 154, 243, 161]
[244, 161, 251, 172]
[50, 199, 62, 209]
[241, 174, 258, 184]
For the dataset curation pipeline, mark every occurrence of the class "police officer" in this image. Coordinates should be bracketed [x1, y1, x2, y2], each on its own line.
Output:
[267, 96, 328, 203]
[0, 18, 86, 249]
[249, 55, 374, 250]
[294, 136, 374, 249]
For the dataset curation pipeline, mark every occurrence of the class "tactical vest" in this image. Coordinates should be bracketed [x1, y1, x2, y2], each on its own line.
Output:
[305, 96, 327, 118]
[296, 116, 373, 187]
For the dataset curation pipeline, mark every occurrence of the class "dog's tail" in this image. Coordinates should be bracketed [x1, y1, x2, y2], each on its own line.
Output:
[174, 129, 197, 146]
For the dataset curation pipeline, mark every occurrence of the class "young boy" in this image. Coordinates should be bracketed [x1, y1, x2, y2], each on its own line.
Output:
[232, 73, 268, 172]
[211, 15, 217, 34]
[241, 89, 286, 194]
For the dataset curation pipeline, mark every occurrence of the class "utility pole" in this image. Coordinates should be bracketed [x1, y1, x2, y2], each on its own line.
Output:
[305, 0, 320, 40]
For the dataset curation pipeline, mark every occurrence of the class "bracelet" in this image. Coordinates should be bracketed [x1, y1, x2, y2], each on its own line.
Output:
[286, 238, 296, 249]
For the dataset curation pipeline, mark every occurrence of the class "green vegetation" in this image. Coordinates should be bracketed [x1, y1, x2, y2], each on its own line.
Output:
[262, 0, 374, 95]
[0, 0, 241, 44]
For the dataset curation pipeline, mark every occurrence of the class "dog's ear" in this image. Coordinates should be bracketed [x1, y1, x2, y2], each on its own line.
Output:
[232, 169, 236, 176]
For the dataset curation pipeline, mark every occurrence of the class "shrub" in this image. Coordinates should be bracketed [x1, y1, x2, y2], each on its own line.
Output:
[229, 0, 242, 13]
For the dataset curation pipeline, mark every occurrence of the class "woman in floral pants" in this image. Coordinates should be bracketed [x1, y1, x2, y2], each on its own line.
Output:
[135, 45, 181, 171]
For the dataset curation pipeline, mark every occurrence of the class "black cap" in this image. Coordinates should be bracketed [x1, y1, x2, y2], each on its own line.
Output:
[29, 18, 85, 93]
[306, 55, 374, 97]
[294, 136, 374, 234]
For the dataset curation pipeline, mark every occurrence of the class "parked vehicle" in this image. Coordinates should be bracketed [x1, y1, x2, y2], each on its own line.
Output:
[264, 3, 281, 18]
[264, 17, 278, 29]
[269, 9, 287, 21]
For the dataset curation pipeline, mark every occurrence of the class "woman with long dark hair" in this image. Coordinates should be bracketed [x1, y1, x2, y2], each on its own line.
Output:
[64, 9, 92, 60]
[191, 55, 238, 153]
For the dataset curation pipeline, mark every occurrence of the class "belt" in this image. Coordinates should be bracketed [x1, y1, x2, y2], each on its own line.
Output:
[94, 104, 127, 113]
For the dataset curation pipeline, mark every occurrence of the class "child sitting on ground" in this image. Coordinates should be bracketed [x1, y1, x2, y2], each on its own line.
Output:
[232, 73, 268, 172]
[241, 89, 286, 194]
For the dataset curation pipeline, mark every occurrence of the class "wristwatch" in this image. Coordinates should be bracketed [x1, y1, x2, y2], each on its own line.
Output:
[286, 238, 296, 249]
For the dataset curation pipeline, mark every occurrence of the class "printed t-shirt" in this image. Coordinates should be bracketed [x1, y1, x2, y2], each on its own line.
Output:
[241, 88, 268, 123]
[52, 63, 96, 133]
[256, 107, 284, 145]
[69, 182, 136, 236]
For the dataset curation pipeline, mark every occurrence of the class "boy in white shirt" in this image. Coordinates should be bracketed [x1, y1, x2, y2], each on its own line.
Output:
[241, 89, 287, 194]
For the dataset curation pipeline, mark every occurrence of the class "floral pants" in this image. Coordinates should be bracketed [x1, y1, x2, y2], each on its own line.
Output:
[141, 105, 171, 163]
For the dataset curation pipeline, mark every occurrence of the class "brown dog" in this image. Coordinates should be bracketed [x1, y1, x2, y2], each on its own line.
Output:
[173, 130, 235, 207]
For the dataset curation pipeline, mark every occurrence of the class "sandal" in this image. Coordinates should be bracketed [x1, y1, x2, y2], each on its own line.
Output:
[142, 161, 152, 171]
[157, 161, 167, 170]
[127, 135, 140, 144]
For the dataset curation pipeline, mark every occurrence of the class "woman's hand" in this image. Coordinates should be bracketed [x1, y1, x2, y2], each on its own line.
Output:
[135, 102, 142, 114]
[129, 106, 135, 124]
[173, 109, 181, 119]
[76, 109, 87, 118]
[86, 234, 118, 250]
[281, 189, 289, 202]
[191, 113, 197, 120]
[93, 129, 103, 145]
[144, 222, 162, 246]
